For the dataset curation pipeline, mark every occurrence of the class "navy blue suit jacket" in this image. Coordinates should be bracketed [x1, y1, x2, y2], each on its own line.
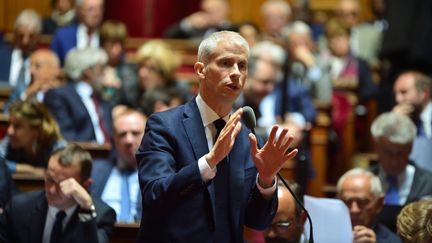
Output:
[0, 190, 116, 243]
[43, 83, 112, 143]
[50, 24, 78, 64]
[0, 43, 12, 83]
[135, 98, 277, 242]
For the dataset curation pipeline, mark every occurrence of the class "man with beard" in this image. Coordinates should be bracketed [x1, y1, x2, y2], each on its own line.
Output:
[44, 47, 112, 144]
[393, 71, 432, 171]
[264, 182, 307, 243]
[337, 168, 402, 243]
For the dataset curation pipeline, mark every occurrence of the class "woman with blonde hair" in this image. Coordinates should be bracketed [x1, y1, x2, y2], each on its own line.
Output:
[397, 199, 432, 243]
[115, 40, 192, 115]
[0, 100, 65, 175]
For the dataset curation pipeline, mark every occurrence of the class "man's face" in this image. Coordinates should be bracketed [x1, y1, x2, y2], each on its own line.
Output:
[264, 188, 304, 243]
[376, 137, 411, 175]
[339, 175, 383, 227]
[288, 33, 313, 62]
[113, 113, 145, 167]
[14, 25, 39, 56]
[245, 60, 276, 105]
[394, 74, 425, 110]
[78, 0, 104, 30]
[338, 0, 360, 29]
[262, 5, 289, 35]
[30, 51, 60, 83]
[198, 40, 248, 106]
[45, 155, 83, 208]
[329, 34, 350, 58]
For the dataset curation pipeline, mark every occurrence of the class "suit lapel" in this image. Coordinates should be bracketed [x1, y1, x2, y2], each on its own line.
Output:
[29, 193, 49, 243]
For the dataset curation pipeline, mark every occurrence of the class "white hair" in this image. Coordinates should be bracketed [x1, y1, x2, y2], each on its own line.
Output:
[261, 0, 292, 17]
[197, 31, 249, 64]
[371, 112, 417, 144]
[284, 20, 312, 38]
[64, 47, 108, 80]
[251, 40, 286, 67]
[14, 9, 42, 33]
[337, 168, 383, 198]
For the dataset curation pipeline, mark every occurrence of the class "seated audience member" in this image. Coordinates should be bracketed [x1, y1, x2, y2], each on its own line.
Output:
[264, 181, 307, 243]
[42, 0, 76, 34]
[91, 106, 146, 222]
[284, 21, 332, 104]
[0, 157, 16, 212]
[0, 143, 116, 243]
[238, 21, 261, 48]
[115, 40, 191, 110]
[336, 0, 382, 67]
[337, 168, 402, 243]
[396, 199, 432, 243]
[4, 49, 63, 113]
[260, 0, 292, 45]
[140, 87, 183, 116]
[44, 47, 112, 144]
[393, 71, 432, 172]
[0, 9, 41, 86]
[0, 100, 65, 175]
[99, 20, 138, 103]
[51, 0, 104, 63]
[369, 112, 432, 231]
[164, 0, 236, 40]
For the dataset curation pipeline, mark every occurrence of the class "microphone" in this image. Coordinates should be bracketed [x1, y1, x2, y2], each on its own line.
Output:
[291, 62, 305, 80]
[241, 106, 315, 243]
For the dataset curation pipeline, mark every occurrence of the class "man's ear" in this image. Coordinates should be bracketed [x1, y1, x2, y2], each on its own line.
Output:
[194, 62, 206, 79]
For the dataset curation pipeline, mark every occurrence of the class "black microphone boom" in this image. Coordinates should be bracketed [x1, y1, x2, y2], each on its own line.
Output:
[241, 106, 314, 243]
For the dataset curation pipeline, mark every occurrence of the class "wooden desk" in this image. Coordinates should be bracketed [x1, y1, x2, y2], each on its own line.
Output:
[110, 223, 140, 243]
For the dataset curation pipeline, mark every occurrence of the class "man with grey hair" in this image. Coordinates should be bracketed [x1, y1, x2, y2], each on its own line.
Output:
[44, 47, 112, 144]
[136, 31, 298, 242]
[51, 0, 104, 64]
[337, 168, 402, 243]
[369, 111, 432, 231]
[261, 0, 292, 44]
[0, 9, 41, 86]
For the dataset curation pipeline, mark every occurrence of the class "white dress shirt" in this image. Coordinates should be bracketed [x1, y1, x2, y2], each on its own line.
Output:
[420, 102, 432, 139]
[8, 49, 30, 87]
[75, 82, 106, 144]
[77, 24, 99, 49]
[42, 205, 77, 243]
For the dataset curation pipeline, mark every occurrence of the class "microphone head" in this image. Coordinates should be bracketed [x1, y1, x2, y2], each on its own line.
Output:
[242, 106, 256, 130]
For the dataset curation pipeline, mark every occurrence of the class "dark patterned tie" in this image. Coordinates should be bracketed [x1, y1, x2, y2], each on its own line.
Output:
[50, 210, 66, 243]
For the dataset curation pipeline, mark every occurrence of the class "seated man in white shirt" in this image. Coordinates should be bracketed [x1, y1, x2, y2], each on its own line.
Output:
[91, 106, 146, 222]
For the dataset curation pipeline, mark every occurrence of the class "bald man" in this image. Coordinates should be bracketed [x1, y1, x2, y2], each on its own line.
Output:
[264, 182, 307, 243]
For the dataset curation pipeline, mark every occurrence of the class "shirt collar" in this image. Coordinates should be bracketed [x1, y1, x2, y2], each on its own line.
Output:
[48, 204, 78, 224]
[420, 101, 432, 122]
[75, 81, 93, 97]
[196, 94, 229, 127]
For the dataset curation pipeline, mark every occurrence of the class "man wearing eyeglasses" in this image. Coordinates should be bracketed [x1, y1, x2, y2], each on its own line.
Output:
[337, 168, 402, 243]
[264, 181, 307, 243]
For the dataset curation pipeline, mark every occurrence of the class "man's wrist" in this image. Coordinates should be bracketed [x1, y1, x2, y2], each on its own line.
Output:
[78, 204, 97, 222]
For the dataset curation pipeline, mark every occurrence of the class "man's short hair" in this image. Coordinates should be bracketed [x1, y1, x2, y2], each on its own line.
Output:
[197, 31, 249, 65]
[336, 168, 384, 198]
[399, 71, 432, 94]
[284, 20, 312, 38]
[278, 180, 304, 216]
[250, 40, 286, 67]
[64, 47, 108, 80]
[261, 0, 292, 18]
[51, 143, 93, 181]
[14, 9, 42, 34]
[370, 111, 417, 144]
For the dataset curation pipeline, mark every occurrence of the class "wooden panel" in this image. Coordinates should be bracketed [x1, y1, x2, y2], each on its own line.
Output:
[110, 223, 140, 243]
[1, 0, 51, 32]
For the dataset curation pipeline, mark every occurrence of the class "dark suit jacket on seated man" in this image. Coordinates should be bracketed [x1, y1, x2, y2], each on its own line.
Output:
[91, 107, 146, 223]
[44, 47, 112, 144]
[136, 31, 298, 242]
[0, 143, 116, 243]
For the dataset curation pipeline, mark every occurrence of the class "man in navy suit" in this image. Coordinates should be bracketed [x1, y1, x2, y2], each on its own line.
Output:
[44, 47, 112, 144]
[51, 0, 104, 64]
[136, 31, 299, 242]
[0, 9, 41, 85]
[92, 106, 146, 222]
[0, 143, 116, 243]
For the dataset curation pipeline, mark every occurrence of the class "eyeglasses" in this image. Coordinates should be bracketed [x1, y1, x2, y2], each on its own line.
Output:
[341, 197, 374, 209]
[268, 220, 293, 233]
